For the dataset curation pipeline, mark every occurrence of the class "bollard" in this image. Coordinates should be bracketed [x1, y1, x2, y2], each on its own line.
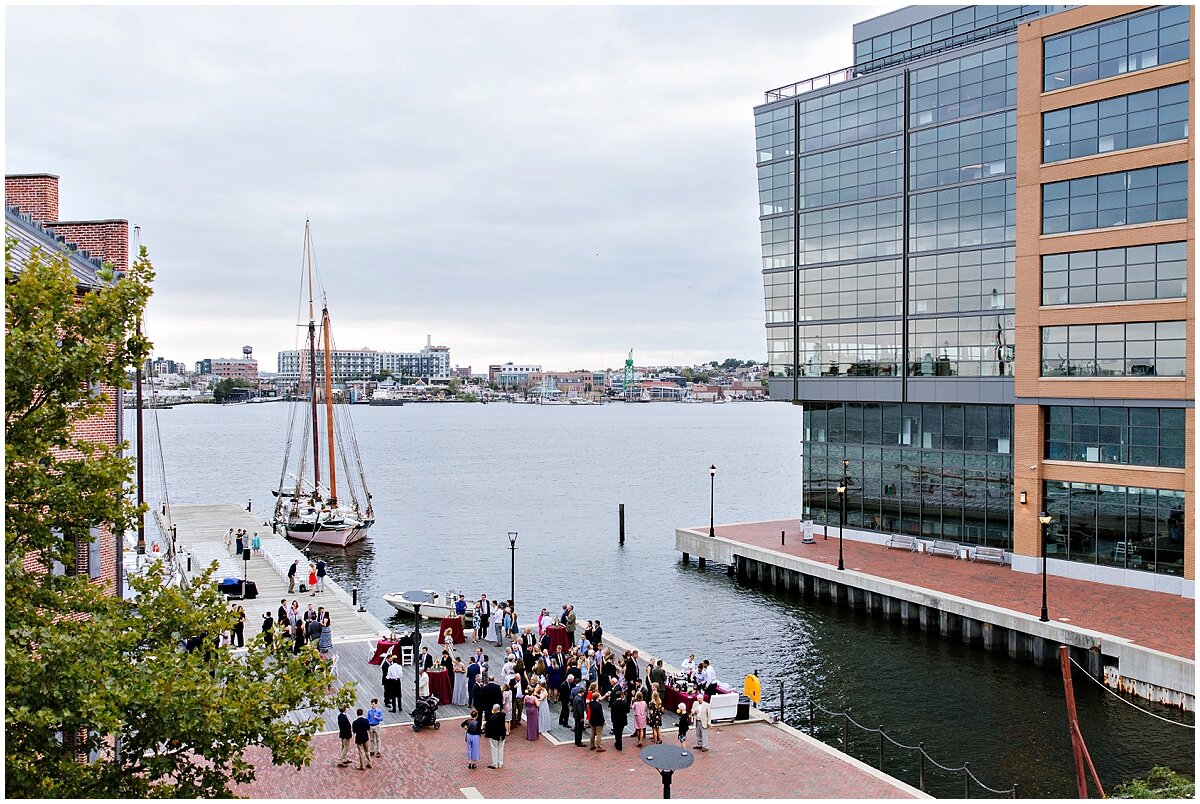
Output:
[247, 498, 252, 512]
[352, 587, 358, 607]
[878, 725, 884, 770]
[964, 762, 971, 799]
[809, 700, 815, 736]
[619, 503, 625, 545]
[779, 680, 785, 723]
[918, 742, 926, 792]
[1012, 783, 1019, 799]
[186, 553, 192, 572]
[161, 503, 166, 515]
[781, 529, 785, 546]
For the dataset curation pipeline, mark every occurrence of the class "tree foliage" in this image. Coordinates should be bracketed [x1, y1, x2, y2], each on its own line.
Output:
[5, 241, 352, 797]
[1113, 767, 1195, 799]
[212, 378, 253, 402]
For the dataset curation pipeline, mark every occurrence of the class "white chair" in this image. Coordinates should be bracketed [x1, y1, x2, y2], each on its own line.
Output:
[400, 645, 414, 666]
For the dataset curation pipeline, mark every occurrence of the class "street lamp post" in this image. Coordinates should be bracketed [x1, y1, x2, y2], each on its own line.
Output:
[1039, 513, 1053, 622]
[836, 459, 849, 572]
[508, 531, 518, 611]
[401, 590, 434, 713]
[708, 465, 717, 537]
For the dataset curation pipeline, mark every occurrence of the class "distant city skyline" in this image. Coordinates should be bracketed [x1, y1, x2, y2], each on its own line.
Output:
[6, 5, 893, 371]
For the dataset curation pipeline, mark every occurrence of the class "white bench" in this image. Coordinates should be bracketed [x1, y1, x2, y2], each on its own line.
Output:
[971, 546, 1006, 565]
[927, 540, 960, 558]
[885, 534, 918, 552]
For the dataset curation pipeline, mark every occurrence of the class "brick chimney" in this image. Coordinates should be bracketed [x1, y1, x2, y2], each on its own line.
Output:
[48, 219, 130, 272]
[5, 173, 60, 223]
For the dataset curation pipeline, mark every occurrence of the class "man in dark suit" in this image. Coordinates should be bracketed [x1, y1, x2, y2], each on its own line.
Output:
[587, 691, 608, 752]
[593, 619, 604, 646]
[352, 708, 372, 769]
[475, 674, 503, 727]
[466, 656, 481, 708]
[610, 692, 629, 751]
[336, 706, 352, 767]
[419, 646, 434, 671]
[558, 674, 575, 726]
[277, 599, 289, 625]
[571, 687, 587, 747]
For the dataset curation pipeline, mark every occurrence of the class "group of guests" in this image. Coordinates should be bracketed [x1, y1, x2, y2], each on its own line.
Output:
[286, 558, 327, 596]
[336, 700, 385, 770]
[224, 528, 261, 557]
[262, 597, 334, 655]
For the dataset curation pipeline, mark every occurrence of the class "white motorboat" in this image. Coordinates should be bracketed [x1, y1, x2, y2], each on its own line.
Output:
[383, 588, 463, 619]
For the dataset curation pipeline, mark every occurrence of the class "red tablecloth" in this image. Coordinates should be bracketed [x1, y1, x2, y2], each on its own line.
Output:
[427, 668, 452, 703]
[438, 616, 465, 644]
[369, 640, 398, 665]
[545, 624, 569, 654]
[663, 683, 732, 715]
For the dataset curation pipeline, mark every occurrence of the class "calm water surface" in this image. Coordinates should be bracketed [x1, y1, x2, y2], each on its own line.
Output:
[137, 401, 1194, 797]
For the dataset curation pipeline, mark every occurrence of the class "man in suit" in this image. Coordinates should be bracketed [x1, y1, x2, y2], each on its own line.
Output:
[336, 706, 352, 767]
[277, 599, 289, 625]
[475, 674, 503, 727]
[466, 656, 481, 708]
[564, 606, 577, 647]
[587, 689, 608, 752]
[485, 704, 507, 769]
[261, 612, 274, 647]
[625, 649, 641, 688]
[571, 686, 587, 747]
[558, 674, 575, 726]
[593, 619, 604, 646]
[610, 691, 629, 751]
[352, 708, 372, 769]
[315, 558, 327, 593]
[419, 646, 433, 671]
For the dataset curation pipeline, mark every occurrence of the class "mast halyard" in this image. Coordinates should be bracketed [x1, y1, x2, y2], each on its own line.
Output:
[305, 222, 322, 499]
[321, 305, 338, 507]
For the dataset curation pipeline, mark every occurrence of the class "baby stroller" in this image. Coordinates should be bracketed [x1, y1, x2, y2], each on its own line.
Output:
[411, 695, 440, 732]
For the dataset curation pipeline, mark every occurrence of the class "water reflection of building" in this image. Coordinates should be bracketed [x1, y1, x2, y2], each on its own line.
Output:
[758, 5, 1192, 595]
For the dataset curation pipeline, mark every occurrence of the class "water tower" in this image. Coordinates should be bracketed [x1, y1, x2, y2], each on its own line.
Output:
[243, 345, 253, 360]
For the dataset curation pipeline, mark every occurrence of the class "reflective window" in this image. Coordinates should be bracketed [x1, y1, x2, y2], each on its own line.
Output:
[1041, 321, 1187, 377]
[1041, 163, 1188, 234]
[758, 160, 793, 215]
[760, 215, 793, 270]
[1043, 83, 1189, 163]
[910, 178, 1015, 253]
[803, 402, 1013, 548]
[797, 320, 901, 377]
[763, 270, 794, 324]
[797, 136, 901, 208]
[911, 247, 1014, 315]
[1045, 405, 1186, 468]
[767, 329, 794, 377]
[797, 260, 901, 321]
[1043, 482, 1185, 576]
[1042, 242, 1187, 305]
[911, 111, 1015, 190]
[1044, 6, 1191, 91]
[909, 314, 1015, 377]
[796, 76, 903, 153]
[798, 198, 902, 265]
[755, 104, 794, 164]
[910, 43, 1016, 128]
[856, 6, 1052, 72]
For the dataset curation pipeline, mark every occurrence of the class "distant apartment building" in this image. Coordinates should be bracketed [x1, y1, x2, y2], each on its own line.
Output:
[528, 370, 594, 395]
[5, 172, 128, 595]
[489, 362, 541, 388]
[757, 5, 1193, 594]
[277, 336, 451, 384]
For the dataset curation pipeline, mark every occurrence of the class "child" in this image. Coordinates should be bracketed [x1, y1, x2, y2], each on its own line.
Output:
[676, 703, 691, 746]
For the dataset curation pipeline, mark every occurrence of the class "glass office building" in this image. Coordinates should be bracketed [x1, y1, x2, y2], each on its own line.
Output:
[757, 5, 1193, 592]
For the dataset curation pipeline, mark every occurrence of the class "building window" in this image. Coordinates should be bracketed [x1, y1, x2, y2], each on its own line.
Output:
[803, 402, 1013, 548]
[755, 104, 794, 164]
[910, 178, 1015, 253]
[1042, 83, 1189, 163]
[758, 160, 793, 215]
[797, 136, 902, 208]
[87, 526, 102, 580]
[1040, 321, 1186, 377]
[1046, 405, 1186, 468]
[760, 215, 793, 270]
[909, 43, 1016, 128]
[798, 198, 902, 265]
[908, 314, 1014, 377]
[797, 320, 901, 377]
[797, 260, 901, 321]
[763, 270, 794, 324]
[795, 75, 902, 153]
[1041, 241, 1187, 305]
[1043, 6, 1190, 92]
[1041, 163, 1188, 234]
[767, 330, 794, 378]
[857, 6, 1049, 72]
[910, 246, 1014, 315]
[910, 110, 1015, 190]
[1043, 482, 1185, 576]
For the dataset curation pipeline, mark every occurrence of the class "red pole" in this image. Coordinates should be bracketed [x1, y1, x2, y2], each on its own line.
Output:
[1072, 721, 1107, 798]
[1059, 646, 1089, 798]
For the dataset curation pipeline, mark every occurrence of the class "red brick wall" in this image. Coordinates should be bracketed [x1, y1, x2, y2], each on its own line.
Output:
[50, 220, 129, 273]
[5, 173, 59, 222]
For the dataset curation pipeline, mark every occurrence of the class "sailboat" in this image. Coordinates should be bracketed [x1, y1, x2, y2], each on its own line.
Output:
[271, 222, 375, 548]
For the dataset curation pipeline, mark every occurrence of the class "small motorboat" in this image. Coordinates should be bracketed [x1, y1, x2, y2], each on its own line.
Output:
[383, 588, 463, 619]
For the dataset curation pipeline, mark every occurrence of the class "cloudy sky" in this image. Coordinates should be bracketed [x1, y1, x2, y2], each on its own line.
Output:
[7, 4, 892, 372]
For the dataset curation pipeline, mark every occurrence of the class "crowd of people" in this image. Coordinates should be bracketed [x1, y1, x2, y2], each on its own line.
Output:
[260, 597, 335, 655]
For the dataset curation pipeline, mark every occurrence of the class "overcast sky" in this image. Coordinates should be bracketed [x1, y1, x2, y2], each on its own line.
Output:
[7, 4, 894, 372]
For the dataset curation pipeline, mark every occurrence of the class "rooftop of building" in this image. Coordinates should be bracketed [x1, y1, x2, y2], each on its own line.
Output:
[5, 205, 108, 289]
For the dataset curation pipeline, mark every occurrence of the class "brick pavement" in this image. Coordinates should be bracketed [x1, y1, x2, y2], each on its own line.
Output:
[234, 719, 918, 799]
[698, 520, 1194, 659]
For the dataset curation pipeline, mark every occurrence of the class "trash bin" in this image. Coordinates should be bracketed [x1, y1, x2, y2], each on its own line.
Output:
[736, 694, 751, 721]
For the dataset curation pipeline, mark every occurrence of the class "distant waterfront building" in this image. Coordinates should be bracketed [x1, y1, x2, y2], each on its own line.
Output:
[5, 172, 128, 594]
[196, 349, 259, 382]
[528, 370, 594, 395]
[489, 362, 541, 389]
[757, 5, 1192, 594]
[277, 336, 451, 384]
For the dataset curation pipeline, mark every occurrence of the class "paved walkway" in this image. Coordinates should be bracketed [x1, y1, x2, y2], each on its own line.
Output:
[696, 520, 1194, 659]
[234, 719, 922, 799]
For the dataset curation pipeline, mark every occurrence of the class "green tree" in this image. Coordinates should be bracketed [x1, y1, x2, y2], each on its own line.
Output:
[1113, 767, 1195, 799]
[212, 378, 253, 402]
[5, 241, 351, 797]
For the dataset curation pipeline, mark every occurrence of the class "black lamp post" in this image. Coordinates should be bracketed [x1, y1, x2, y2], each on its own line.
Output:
[401, 590, 434, 712]
[641, 745, 695, 799]
[836, 459, 849, 572]
[1038, 513, 1052, 622]
[708, 465, 717, 537]
[508, 531, 518, 611]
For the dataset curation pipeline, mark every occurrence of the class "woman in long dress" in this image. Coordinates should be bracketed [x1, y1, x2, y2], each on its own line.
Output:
[317, 613, 333, 652]
[452, 658, 469, 706]
[537, 684, 552, 736]
[632, 690, 648, 747]
[524, 687, 540, 740]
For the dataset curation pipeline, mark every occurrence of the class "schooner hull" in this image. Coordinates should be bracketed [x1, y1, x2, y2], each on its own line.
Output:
[280, 522, 370, 548]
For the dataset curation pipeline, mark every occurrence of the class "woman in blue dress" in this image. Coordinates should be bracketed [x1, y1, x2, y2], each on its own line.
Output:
[546, 651, 563, 700]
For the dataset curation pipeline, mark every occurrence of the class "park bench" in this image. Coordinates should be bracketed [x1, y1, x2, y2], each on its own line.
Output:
[927, 540, 960, 558]
[971, 546, 1007, 565]
[885, 534, 918, 552]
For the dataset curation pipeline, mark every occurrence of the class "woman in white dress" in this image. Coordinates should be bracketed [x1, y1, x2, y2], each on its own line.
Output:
[536, 683, 552, 735]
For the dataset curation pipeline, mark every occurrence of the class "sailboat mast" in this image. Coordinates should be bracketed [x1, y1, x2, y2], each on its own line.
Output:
[321, 306, 338, 506]
[305, 222, 322, 497]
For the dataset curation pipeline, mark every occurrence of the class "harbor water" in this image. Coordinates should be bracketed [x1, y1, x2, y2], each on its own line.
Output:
[135, 400, 1194, 797]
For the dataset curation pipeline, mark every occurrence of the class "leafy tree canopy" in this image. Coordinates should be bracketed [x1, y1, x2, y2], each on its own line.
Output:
[5, 241, 351, 797]
[1113, 767, 1195, 799]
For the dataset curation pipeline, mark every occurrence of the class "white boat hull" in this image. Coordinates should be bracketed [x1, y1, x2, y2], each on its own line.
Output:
[382, 591, 457, 620]
[280, 523, 369, 548]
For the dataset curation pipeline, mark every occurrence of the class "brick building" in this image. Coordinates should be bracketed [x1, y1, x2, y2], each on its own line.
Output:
[6, 173, 130, 595]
